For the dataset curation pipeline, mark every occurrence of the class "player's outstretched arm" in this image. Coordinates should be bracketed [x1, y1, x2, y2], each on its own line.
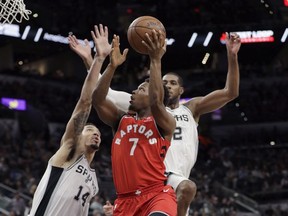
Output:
[143, 30, 176, 139]
[51, 25, 109, 166]
[92, 34, 129, 127]
[186, 32, 241, 122]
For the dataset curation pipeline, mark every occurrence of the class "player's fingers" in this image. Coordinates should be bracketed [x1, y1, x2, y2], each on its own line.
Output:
[104, 26, 109, 37]
[226, 32, 229, 40]
[94, 25, 100, 38]
[71, 35, 79, 44]
[152, 29, 158, 41]
[141, 40, 149, 49]
[116, 35, 120, 45]
[163, 40, 167, 51]
[112, 35, 118, 47]
[106, 200, 111, 206]
[91, 31, 96, 40]
[68, 38, 76, 48]
[99, 24, 104, 36]
[158, 30, 165, 46]
[122, 48, 129, 59]
[68, 35, 75, 44]
[84, 39, 89, 46]
[144, 32, 153, 46]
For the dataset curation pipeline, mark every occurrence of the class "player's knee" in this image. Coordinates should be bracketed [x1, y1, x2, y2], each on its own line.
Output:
[176, 180, 197, 200]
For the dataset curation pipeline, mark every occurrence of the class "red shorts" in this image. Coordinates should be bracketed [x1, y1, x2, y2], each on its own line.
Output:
[113, 184, 177, 216]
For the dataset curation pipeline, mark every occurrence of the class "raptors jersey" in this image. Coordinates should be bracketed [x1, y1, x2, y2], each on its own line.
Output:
[112, 115, 170, 194]
[165, 105, 198, 178]
[29, 155, 98, 216]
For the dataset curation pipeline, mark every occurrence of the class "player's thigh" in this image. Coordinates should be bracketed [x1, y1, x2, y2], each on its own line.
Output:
[145, 185, 177, 216]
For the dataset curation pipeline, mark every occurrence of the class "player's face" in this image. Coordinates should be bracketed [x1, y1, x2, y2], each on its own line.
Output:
[162, 74, 183, 103]
[129, 82, 149, 112]
[82, 125, 101, 151]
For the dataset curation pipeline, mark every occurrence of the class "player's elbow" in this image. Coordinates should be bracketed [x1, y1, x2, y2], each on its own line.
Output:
[224, 88, 239, 101]
[228, 89, 239, 100]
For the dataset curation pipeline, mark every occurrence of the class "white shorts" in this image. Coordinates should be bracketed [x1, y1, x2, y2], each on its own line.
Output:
[166, 173, 189, 191]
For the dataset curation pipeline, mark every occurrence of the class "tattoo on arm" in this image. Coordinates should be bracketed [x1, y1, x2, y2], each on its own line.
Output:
[73, 110, 90, 136]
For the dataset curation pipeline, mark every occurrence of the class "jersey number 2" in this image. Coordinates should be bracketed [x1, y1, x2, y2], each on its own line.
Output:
[173, 127, 182, 140]
[74, 186, 90, 206]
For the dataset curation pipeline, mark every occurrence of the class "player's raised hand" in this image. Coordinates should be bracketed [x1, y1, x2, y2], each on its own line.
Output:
[109, 34, 129, 68]
[68, 34, 92, 60]
[91, 24, 112, 59]
[226, 32, 241, 55]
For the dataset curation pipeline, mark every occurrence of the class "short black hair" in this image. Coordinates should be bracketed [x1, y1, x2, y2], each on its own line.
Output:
[144, 78, 170, 106]
[165, 72, 184, 87]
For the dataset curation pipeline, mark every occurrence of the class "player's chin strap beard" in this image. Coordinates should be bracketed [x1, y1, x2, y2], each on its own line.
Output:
[90, 144, 100, 151]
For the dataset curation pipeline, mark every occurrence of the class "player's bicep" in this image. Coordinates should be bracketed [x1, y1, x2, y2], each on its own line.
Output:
[188, 90, 232, 117]
[107, 89, 131, 112]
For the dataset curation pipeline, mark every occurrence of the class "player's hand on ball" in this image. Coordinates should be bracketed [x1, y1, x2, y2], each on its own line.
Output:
[142, 29, 166, 60]
[109, 34, 129, 68]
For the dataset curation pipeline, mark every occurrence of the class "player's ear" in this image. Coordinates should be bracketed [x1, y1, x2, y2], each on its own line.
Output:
[179, 87, 184, 95]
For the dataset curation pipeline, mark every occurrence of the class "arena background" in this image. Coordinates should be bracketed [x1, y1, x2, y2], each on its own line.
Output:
[0, 0, 288, 215]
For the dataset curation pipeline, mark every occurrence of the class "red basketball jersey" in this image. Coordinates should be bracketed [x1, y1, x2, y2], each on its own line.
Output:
[111, 115, 170, 195]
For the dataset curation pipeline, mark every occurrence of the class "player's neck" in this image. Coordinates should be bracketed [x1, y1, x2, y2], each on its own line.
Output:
[167, 102, 179, 110]
[85, 152, 96, 164]
[136, 109, 151, 119]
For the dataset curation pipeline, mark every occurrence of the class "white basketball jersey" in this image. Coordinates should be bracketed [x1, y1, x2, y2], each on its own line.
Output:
[165, 105, 199, 178]
[29, 155, 99, 216]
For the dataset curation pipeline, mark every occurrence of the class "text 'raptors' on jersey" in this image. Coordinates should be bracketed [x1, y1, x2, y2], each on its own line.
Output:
[111, 115, 171, 194]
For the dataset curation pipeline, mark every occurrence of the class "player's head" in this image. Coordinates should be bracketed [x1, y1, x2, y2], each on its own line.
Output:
[129, 79, 169, 112]
[129, 81, 149, 112]
[162, 72, 184, 105]
[81, 123, 101, 152]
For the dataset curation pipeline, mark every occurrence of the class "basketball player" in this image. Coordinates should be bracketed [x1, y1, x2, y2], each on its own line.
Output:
[69, 32, 241, 215]
[28, 24, 111, 216]
[91, 31, 177, 215]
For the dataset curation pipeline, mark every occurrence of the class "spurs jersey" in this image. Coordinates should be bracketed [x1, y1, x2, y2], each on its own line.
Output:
[29, 155, 98, 216]
[112, 115, 170, 195]
[165, 105, 198, 178]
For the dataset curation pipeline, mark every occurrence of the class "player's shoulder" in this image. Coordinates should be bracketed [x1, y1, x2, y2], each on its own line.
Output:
[182, 97, 202, 113]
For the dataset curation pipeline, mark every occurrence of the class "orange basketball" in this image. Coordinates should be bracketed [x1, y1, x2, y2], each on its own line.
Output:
[127, 16, 166, 55]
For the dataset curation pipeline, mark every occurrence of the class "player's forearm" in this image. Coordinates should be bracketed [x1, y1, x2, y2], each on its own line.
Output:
[83, 54, 94, 71]
[149, 59, 164, 105]
[80, 57, 105, 103]
[225, 53, 239, 98]
[93, 64, 117, 103]
[88, 64, 130, 111]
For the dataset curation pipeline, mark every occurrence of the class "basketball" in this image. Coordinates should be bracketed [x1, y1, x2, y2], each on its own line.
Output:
[127, 16, 166, 54]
